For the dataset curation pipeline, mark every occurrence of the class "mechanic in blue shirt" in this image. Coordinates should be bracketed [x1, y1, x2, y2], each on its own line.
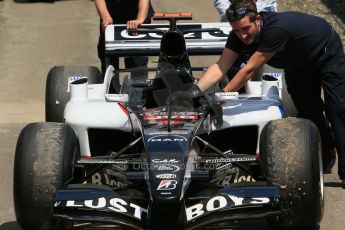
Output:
[192, 0, 345, 187]
[95, 0, 154, 75]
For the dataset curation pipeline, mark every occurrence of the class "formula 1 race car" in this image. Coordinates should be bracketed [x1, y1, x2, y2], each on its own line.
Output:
[14, 13, 323, 230]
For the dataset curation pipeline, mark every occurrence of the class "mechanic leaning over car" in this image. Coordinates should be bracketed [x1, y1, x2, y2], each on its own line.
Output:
[214, 0, 278, 85]
[95, 0, 154, 75]
[182, 0, 345, 188]
[214, 0, 277, 22]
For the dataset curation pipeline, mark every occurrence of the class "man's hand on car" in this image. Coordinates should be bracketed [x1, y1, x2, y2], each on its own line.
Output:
[101, 15, 113, 31]
[127, 19, 145, 29]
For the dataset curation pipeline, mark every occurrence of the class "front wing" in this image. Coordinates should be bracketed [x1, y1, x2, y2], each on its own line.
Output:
[53, 183, 281, 229]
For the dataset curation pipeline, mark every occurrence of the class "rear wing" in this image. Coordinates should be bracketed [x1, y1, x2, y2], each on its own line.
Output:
[105, 22, 231, 57]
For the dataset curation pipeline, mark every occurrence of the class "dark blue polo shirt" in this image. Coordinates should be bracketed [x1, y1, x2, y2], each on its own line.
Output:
[226, 11, 335, 71]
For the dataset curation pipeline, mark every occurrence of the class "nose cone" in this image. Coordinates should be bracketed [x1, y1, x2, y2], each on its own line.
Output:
[145, 133, 191, 204]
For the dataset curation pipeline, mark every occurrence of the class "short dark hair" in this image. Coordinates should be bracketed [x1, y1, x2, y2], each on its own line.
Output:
[226, 0, 258, 22]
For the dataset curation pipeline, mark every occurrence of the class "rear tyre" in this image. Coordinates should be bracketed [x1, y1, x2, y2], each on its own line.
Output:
[14, 122, 79, 230]
[260, 118, 323, 229]
[45, 65, 102, 122]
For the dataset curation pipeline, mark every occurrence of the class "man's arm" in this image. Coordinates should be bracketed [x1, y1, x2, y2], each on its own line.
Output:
[127, 0, 150, 29]
[223, 51, 276, 92]
[197, 48, 239, 92]
[95, 0, 113, 32]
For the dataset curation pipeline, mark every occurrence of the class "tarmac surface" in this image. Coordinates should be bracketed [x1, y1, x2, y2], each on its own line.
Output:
[0, 0, 344, 229]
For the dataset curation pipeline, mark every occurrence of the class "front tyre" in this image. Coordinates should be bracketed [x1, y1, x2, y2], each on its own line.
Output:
[13, 122, 79, 230]
[260, 118, 323, 229]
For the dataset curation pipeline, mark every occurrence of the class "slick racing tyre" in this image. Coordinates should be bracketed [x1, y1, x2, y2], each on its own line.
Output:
[14, 122, 79, 230]
[260, 118, 323, 230]
[45, 65, 102, 122]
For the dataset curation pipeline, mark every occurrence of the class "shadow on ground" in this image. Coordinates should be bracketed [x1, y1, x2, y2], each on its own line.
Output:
[0, 222, 22, 230]
[324, 181, 343, 188]
[321, 0, 345, 23]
